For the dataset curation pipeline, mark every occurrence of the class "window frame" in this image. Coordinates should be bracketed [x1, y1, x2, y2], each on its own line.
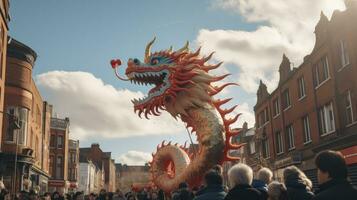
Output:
[298, 76, 306, 100]
[286, 124, 295, 150]
[273, 98, 280, 117]
[282, 89, 291, 111]
[319, 102, 336, 136]
[345, 90, 354, 126]
[339, 39, 350, 69]
[275, 131, 284, 155]
[302, 115, 312, 144]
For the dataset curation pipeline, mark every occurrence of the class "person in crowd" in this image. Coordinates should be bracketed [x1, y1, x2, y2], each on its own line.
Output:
[29, 190, 40, 200]
[97, 189, 107, 200]
[224, 163, 261, 200]
[212, 165, 223, 175]
[172, 182, 194, 200]
[267, 181, 288, 200]
[157, 189, 165, 200]
[112, 189, 125, 200]
[194, 170, 226, 200]
[73, 192, 84, 200]
[127, 194, 136, 200]
[88, 193, 96, 200]
[42, 192, 51, 200]
[313, 150, 357, 200]
[252, 167, 273, 200]
[283, 165, 314, 200]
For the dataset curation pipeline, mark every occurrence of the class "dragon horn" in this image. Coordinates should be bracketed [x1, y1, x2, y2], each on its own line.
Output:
[177, 41, 189, 52]
[145, 37, 156, 63]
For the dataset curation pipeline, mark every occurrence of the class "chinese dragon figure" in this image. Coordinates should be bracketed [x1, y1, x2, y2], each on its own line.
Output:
[111, 38, 244, 192]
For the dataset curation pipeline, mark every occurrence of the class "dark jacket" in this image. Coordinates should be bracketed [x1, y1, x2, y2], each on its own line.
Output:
[285, 174, 314, 200]
[224, 184, 261, 200]
[313, 179, 357, 200]
[252, 179, 268, 200]
[172, 188, 194, 200]
[194, 185, 226, 200]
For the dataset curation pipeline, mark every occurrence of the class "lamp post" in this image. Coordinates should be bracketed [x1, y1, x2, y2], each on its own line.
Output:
[6, 112, 20, 197]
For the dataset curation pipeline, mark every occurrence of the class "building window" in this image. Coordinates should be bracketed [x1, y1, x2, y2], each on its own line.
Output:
[345, 90, 354, 125]
[57, 135, 63, 148]
[56, 155, 63, 179]
[275, 131, 284, 154]
[286, 124, 295, 150]
[298, 76, 306, 99]
[302, 115, 312, 144]
[314, 56, 330, 87]
[340, 40, 350, 68]
[49, 155, 54, 176]
[318, 102, 335, 135]
[70, 153, 76, 163]
[282, 89, 291, 110]
[258, 107, 269, 128]
[262, 138, 270, 158]
[50, 134, 56, 147]
[249, 141, 255, 154]
[5, 107, 28, 145]
[273, 98, 280, 117]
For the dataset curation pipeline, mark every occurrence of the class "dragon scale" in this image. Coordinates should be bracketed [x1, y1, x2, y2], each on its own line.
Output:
[111, 38, 244, 192]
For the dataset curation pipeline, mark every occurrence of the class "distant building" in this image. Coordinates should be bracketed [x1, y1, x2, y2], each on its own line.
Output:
[253, 2, 357, 186]
[0, 38, 52, 195]
[79, 159, 96, 194]
[48, 117, 70, 193]
[68, 139, 79, 192]
[115, 163, 150, 193]
[79, 144, 116, 192]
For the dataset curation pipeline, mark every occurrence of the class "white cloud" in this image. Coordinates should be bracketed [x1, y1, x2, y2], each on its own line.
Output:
[197, 0, 345, 93]
[117, 151, 152, 165]
[36, 71, 182, 140]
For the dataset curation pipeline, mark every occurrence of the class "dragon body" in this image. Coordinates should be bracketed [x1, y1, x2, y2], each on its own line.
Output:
[111, 38, 243, 192]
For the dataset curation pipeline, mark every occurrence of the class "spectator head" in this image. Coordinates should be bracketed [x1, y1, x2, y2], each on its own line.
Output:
[283, 165, 312, 190]
[315, 150, 348, 184]
[212, 164, 223, 175]
[204, 170, 223, 186]
[228, 163, 253, 187]
[74, 191, 84, 200]
[268, 181, 288, 200]
[257, 167, 273, 184]
[178, 182, 188, 189]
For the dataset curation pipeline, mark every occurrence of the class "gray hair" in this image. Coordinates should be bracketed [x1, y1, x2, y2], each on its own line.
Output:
[257, 167, 273, 184]
[283, 165, 313, 190]
[228, 163, 253, 187]
[268, 181, 287, 200]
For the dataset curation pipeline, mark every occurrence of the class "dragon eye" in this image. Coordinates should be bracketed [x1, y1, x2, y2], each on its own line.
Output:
[150, 58, 159, 65]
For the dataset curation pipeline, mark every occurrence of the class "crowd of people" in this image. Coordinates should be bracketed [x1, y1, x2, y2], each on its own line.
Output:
[1, 150, 357, 200]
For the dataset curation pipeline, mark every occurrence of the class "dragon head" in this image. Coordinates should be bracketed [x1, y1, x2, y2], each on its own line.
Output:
[112, 38, 235, 119]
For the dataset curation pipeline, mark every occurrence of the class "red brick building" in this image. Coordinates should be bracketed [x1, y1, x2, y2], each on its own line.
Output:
[79, 144, 116, 192]
[68, 139, 79, 192]
[48, 117, 70, 193]
[253, 2, 357, 186]
[0, 38, 52, 195]
[0, 0, 9, 149]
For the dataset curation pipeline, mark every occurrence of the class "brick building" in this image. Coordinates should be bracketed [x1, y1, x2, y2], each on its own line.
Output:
[68, 139, 79, 192]
[115, 164, 150, 193]
[0, 38, 52, 194]
[79, 144, 116, 192]
[0, 0, 9, 149]
[253, 2, 357, 186]
[48, 117, 70, 193]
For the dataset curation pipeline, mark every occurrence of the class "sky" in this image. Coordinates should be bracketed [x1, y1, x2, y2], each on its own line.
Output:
[9, 0, 346, 165]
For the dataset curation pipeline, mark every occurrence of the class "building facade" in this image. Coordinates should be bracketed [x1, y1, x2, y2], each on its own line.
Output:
[79, 144, 116, 192]
[115, 164, 150, 193]
[0, 38, 52, 195]
[0, 0, 9, 150]
[78, 160, 96, 194]
[68, 139, 79, 192]
[48, 117, 70, 193]
[253, 2, 357, 186]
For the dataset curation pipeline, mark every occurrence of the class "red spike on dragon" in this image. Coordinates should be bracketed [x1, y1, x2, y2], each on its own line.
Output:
[110, 38, 244, 193]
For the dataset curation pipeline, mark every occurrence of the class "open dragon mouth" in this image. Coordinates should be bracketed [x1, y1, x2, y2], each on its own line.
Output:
[127, 69, 170, 105]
